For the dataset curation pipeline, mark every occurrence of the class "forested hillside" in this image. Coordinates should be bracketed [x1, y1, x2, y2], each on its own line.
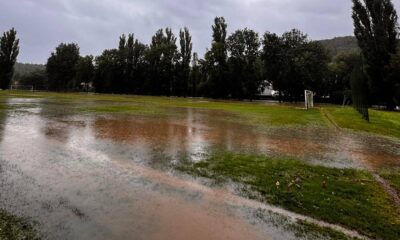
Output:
[13, 63, 45, 80]
[318, 36, 359, 56]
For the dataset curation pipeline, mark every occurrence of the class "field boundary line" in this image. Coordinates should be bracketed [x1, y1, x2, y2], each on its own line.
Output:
[320, 107, 400, 208]
[112, 159, 370, 240]
[319, 108, 340, 130]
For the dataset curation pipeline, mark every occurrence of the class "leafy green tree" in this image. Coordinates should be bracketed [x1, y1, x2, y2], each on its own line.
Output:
[280, 29, 309, 100]
[0, 28, 19, 89]
[297, 41, 330, 98]
[189, 52, 200, 97]
[125, 34, 135, 93]
[94, 49, 120, 93]
[146, 29, 164, 94]
[387, 52, 400, 105]
[132, 40, 148, 94]
[118, 34, 137, 93]
[202, 17, 229, 98]
[328, 51, 360, 103]
[46, 43, 80, 91]
[262, 29, 329, 101]
[75, 55, 94, 90]
[261, 32, 285, 101]
[19, 69, 48, 90]
[163, 28, 178, 96]
[175, 27, 192, 97]
[147, 28, 177, 96]
[116, 34, 128, 93]
[227, 28, 263, 99]
[352, 0, 399, 109]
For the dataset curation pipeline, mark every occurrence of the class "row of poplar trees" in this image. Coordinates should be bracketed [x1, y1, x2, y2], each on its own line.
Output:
[43, 17, 329, 101]
[3, 0, 400, 108]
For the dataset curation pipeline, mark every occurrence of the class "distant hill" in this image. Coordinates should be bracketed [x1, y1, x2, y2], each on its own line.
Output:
[318, 36, 360, 56]
[13, 63, 45, 80]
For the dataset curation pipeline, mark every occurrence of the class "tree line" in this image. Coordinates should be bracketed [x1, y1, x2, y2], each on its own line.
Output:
[33, 18, 333, 101]
[2, 0, 400, 109]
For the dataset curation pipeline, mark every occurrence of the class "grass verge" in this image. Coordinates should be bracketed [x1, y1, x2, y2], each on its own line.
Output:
[326, 106, 400, 139]
[254, 209, 360, 240]
[177, 152, 400, 240]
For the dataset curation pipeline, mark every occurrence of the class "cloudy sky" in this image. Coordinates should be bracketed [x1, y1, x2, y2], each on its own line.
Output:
[1, 0, 399, 64]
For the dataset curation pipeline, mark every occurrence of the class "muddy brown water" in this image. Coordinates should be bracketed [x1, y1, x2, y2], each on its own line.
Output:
[0, 97, 399, 239]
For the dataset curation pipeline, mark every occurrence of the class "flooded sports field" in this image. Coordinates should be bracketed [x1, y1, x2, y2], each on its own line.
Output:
[0, 93, 399, 239]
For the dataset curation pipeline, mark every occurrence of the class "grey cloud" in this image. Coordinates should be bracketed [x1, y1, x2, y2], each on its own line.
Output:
[1, 0, 399, 63]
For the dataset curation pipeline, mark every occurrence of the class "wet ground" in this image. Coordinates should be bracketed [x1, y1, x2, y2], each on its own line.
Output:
[0, 97, 400, 239]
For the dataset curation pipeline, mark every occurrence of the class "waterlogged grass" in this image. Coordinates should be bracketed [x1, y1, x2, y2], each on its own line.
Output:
[76, 96, 325, 126]
[1, 91, 400, 238]
[2, 91, 400, 138]
[0, 91, 325, 127]
[177, 152, 400, 240]
[0, 209, 39, 240]
[84, 104, 163, 116]
[254, 209, 360, 240]
[293, 220, 360, 240]
[326, 106, 400, 139]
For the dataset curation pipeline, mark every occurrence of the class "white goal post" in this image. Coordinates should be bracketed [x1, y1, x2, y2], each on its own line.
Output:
[10, 85, 34, 91]
[304, 90, 314, 110]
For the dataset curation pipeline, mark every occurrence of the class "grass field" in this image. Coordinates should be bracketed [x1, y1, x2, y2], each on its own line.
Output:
[0, 90, 399, 239]
[177, 152, 400, 240]
[2, 91, 400, 138]
[325, 106, 400, 139]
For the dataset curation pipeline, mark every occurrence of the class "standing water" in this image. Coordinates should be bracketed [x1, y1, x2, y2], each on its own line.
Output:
[0, 97, 399, 239]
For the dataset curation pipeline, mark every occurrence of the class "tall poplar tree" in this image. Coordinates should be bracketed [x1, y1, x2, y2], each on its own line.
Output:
[207, 17, 228, 98]
[0, 28, 19, 89]
[352, 0, 399, 109]
[176, 27, 192, 97]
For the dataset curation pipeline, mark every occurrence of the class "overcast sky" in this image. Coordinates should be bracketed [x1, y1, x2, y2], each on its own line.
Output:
[1, 0, 399, 64]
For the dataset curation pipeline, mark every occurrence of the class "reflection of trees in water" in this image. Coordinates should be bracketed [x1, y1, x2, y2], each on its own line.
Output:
[0, 112, 8, 143]
[89, 109, 400, 170]
[38, 100, 86, 143]
[91, 112, 268, 167]
[42, 123, 71, 143]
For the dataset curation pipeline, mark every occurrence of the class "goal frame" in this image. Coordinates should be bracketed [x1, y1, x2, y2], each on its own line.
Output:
[10, 85, 34, 92]
[304, 90, 314, 110]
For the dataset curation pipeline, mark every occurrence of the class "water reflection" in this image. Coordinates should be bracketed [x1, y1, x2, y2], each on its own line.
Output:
[90, 109, 400, 170]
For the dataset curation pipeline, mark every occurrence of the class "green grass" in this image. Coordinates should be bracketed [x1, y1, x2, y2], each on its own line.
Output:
[380, 168, 400, 194]
[0, 209, 39, 240]
[325, 106, 400, 139]
[177, 152, 400, 240]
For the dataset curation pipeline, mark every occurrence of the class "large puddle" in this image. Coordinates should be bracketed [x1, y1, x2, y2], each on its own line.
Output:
[0, 97, 399, 239]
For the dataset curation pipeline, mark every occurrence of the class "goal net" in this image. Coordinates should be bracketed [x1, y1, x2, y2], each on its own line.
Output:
[304, 90, 314, 110]
[10, 85, 34, 91]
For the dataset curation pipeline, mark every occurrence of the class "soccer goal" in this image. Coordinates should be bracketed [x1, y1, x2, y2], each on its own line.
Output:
[304, 90, 314, 110]
[10, 85, 34, 92]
